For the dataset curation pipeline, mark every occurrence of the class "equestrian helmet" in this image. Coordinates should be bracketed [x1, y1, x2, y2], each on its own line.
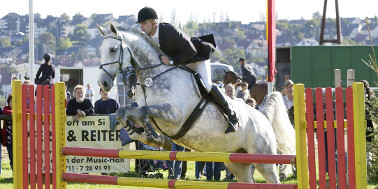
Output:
[239, 57, 245, 62]
[137, 7, 158, 23]
[43, 53, 50, 63]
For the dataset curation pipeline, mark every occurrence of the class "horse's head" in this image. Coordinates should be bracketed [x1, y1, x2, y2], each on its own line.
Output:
[97, 23, 165, 92]
[223, 70, 241, 84]
[97, 23, 131, 92]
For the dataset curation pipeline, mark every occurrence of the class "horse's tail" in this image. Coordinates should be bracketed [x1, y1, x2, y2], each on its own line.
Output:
[258, 92, 296, 155]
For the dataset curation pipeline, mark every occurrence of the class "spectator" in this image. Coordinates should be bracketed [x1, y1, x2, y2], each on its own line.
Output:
[23, 80, 33, 109]
[66, 85, 94, 122]
[236, 82, 250, 101]
[206, 162, 222, 181]
[282, 80, 294, 110]
[152, 145, 169, 170]
[246, 98, 257, 108]
[239, 58, 256, 90]
[234, 79, 242, 96]
[85, 84, 95, 106]
[94, 88, 120, 114]
[195, 161, 205, 180]
[35, 53, 55, 85]
[23, 80, 33, 85]
[225, 84, 244, 103]
[2, 94, 13, 171]
[168, 142, 185, 179]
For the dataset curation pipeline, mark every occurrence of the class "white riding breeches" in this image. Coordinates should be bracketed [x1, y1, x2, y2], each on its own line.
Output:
[195, 60, 212, 92]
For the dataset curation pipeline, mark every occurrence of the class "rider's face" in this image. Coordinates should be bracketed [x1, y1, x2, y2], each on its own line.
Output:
[140, 19, 154, 36]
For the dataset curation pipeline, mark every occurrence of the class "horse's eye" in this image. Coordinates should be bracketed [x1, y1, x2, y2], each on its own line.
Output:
[110, 47, 117, 52]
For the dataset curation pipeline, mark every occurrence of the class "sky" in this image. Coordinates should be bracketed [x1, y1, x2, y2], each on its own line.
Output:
[1, 0, 377, 24]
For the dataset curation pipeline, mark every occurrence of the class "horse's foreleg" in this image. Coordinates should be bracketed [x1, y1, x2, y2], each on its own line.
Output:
[139, 104, 177, 150]
[116, 107, 172, 150]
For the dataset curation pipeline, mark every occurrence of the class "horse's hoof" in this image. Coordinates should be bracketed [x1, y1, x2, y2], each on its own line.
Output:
[147, 135, 157, 143]
[161, 136, 172, 150]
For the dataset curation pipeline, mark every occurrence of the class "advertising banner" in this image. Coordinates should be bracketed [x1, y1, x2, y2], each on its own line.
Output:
[65, 116, 130, 173]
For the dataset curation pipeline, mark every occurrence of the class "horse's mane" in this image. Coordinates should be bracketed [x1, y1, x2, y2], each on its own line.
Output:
[117, 26, 162, 53]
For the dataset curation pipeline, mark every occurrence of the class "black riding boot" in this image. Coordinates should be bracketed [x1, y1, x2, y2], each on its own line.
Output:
[209, 85, 239, 133]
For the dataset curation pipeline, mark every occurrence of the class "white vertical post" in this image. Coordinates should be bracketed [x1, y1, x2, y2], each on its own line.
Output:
[268, 82, 274, 94]
[29, 0, 34, 82]
[347, 69, 355, 87]
[334, 69, 341, 88]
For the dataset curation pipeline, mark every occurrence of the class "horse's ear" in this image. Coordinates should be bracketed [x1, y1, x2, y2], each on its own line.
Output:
[110, 23, 118, 36]
[97, 24, 106, 36]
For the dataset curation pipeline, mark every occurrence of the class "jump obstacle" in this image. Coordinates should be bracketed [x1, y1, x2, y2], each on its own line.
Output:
[11, 80, 367, 188]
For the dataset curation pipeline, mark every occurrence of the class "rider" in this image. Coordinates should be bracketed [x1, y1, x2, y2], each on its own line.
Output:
[239, 58, 256, 90]
[137, 6, 239, 133]
[35, 53, 55, 85]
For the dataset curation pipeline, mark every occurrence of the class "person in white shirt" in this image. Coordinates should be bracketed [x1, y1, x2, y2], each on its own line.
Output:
[225, 84, 244, 103]
[282, 80, 294, 110]
[85, 83, 95, 106]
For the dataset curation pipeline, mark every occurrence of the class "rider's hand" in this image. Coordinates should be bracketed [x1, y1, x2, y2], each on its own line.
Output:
[160, 55, 171, 65]
[73, 114, 80, 122]
[77, 109, 86, 117]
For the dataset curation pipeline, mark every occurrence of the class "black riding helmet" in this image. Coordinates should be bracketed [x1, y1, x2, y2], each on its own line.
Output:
[137, 7, 158, 23]
[43, 53, 50, 63]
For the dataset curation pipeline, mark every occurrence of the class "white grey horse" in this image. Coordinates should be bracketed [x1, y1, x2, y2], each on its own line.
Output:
[96, 23, 295, 183]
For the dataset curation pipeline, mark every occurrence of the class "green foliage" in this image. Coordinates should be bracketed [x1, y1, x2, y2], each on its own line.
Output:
[366, 98, 378, 183]
[0, 37, 11, 47]
[183, 21, 198, 36]
[222, 47, 245, 72]
[69, 24, 91, 45]
[57, 37, 72, 50]
[341, 37, 357, 45]
[38, 32, 56, 50]
[362, 17, 378, 183]
[362, 18, 378, 79]
[61, 13, 71, 22]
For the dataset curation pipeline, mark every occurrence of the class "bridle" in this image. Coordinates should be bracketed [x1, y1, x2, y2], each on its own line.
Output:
[99, 35, 129, 81]
[99, 35, 168, 84]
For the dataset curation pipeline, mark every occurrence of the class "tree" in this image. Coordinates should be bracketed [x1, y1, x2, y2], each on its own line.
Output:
[0, 37, 11, 47]
[69, 24, 90, 45]
[38, 32, 56, 50]
[234, 29, 246, 41]
[57, 37, 72, 50]
[222, 47, 245, 72]
[61, 13, 71, 22]
[183, 21, 198, 36]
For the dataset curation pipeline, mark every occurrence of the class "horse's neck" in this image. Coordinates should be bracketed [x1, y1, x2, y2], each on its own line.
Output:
[123, 33, 161, 68]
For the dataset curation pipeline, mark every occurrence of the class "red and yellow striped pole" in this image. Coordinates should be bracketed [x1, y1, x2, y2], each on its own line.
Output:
[62, 173, 298, 189]
[55, 82, 67, 189]
[12, 80, 23, 189]
[293, 84, 309, 189]
[62, 147, 296, 165]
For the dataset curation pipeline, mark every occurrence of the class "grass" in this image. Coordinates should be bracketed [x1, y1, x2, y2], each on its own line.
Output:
[1, 157, 377, 188]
